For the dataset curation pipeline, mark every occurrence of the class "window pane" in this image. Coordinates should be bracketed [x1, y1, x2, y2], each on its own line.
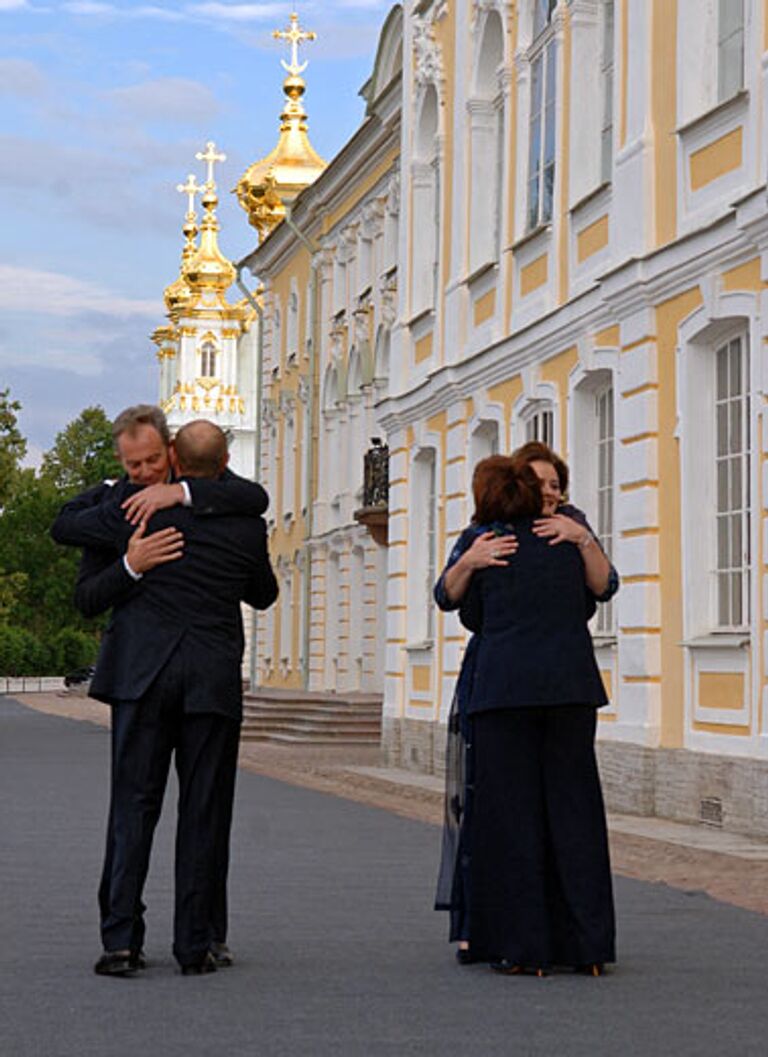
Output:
[719, 0, 744, 40]
[528, 177, 540, 230]
[731, 457, 742, 511]
[730, 401, 742, 454]
[717, 516, 729, 569]
[729, 340, 742, 395]
[731, 513, 742, 567]
[717, 460, 728, 509]
[718, 572, 731, 625]
[719, 33, 744, 101]
[531, 54, 543, 116]
[716, 347, 728, 398]
[732, 573, 743, 627]
[716, 403, 728, 455]
[542, 163, 555, 222]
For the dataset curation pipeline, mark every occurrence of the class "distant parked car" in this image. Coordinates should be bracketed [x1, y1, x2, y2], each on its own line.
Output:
[64, 665, 96, 688]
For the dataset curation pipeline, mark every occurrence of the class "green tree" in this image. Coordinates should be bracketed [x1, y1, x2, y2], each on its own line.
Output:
[40, 405, 121, 497]
[0, 388, 27, 507]
[0, 469, 93, 639]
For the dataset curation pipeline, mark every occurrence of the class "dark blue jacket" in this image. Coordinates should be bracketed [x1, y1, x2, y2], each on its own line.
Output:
[463, 518, 607, 713]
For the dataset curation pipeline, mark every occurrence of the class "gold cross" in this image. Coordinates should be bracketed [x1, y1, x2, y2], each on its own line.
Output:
[273, 12, 316, 77]
[176, 173, 201, 215]
[195, 141, 226, 188]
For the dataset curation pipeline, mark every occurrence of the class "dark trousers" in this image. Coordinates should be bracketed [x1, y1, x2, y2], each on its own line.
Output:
[98, 653, 240, 966]
[468, 706, 615, 967]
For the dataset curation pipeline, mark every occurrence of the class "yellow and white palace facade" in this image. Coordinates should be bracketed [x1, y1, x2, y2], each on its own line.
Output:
[163, 2, 768, 834]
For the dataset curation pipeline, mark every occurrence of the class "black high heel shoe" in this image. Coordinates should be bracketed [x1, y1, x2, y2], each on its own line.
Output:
[575, 962, 605, 977]
[490, 959, 548, 977]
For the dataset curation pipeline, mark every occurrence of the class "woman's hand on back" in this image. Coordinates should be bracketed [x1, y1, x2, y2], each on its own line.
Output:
[532, 514, 589, 547]
[464, 530, 518, 568]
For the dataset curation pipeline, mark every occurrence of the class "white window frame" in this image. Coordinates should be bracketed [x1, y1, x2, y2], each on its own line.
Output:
[524, 403, 555, 446]
[594, 382, 615, 634]
[199, 339, 217, 378]
[714, 332, 751, 630]
[527, 6, 557, 231]
[718, 0, 745, 104]
[407, 446, 438, 646]
[600, 0, 615, 184]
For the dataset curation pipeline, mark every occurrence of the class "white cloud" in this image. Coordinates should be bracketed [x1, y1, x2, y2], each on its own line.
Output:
[0, 0, 32, 10]
[0, 265, 160, 317]
[109, 76, 220, 124]
[0, 58, 47, 96]
[189, 2, 288, 21]
[62, 1, 184, 17]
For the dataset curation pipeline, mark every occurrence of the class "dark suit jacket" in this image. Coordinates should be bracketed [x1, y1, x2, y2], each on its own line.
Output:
[52, 470, 269, 618]
[464, 518, 607, 713]
[51, 476, 277, 719]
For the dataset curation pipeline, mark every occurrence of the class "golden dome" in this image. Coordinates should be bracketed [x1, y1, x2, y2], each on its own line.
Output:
[164, 175, 199, 320]
[184, 184, 236, 293]
[236, 13, 326, 240]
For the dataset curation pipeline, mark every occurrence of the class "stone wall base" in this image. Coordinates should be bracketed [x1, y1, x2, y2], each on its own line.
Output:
[383, 717, 768, 839]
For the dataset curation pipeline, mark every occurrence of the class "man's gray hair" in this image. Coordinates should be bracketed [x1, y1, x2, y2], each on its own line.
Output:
[112, 405, 171, 448]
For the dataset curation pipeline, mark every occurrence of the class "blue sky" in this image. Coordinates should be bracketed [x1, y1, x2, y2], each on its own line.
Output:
[0, 0, 391, 463]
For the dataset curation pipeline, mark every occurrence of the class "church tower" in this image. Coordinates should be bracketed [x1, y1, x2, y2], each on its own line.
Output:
[155, 145, 258, 478]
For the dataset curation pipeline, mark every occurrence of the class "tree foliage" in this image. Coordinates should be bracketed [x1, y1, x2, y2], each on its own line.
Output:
[0, 396, 116, 674]
[40, 405, 121, 496]
[0, 388, 27, 508]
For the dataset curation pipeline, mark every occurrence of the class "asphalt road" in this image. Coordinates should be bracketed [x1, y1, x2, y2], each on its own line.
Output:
[2, 695, 768, 1057]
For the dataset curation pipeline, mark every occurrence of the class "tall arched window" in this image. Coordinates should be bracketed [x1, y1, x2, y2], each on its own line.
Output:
[199, 340, 217, 378]
[527, 0, 557, 230]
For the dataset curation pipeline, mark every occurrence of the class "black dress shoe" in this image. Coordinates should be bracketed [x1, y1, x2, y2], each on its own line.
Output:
[94, 950, 138, 977]
[129, 949, 147, 971]
[181, 951, 217, 976]
[455, 947, 476, 965]
[209, 941, 233, 968]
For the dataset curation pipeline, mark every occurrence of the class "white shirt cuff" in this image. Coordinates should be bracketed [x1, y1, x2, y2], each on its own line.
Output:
[122, 555, 143, 581]
[180, 480, 192, 507]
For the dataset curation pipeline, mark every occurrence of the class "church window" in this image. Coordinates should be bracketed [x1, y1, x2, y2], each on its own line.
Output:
[524, 404, 554, 446]
[718, 0, 744, 103]
[527, 5, 557, 230]
[715, 334, 750, 629]
[199, 340, 217, 378]
[595, 384, 615, 635]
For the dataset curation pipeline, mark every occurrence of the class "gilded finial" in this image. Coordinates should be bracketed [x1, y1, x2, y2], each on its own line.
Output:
[273, 12, 317, 76]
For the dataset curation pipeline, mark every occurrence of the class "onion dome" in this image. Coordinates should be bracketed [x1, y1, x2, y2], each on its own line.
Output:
[235, 13, 326, 241]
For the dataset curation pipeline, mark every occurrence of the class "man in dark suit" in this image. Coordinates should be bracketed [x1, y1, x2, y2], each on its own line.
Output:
[52, 416, 277, 976]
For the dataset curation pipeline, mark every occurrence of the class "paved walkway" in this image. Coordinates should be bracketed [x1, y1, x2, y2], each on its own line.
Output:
[3, 695, 768, 1057]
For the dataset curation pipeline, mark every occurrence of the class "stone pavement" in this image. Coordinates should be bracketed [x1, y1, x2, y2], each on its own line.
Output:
[3, 693, 768, 1057]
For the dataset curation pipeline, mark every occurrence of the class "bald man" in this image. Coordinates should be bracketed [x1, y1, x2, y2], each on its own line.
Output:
[53, 420, 277, 976]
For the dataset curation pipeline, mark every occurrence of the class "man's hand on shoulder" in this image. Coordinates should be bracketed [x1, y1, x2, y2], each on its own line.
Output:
[121, 483, 186, 526]
[126, 520, 184, 574]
